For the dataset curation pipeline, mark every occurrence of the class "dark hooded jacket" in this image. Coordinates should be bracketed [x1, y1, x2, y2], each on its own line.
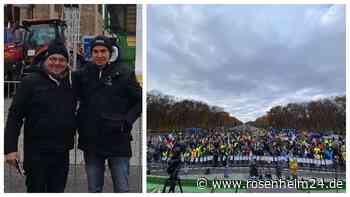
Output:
[75, 61, 142, 157]
[4, 67, 78, 158]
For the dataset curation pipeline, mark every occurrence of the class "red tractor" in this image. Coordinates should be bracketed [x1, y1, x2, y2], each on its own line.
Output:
[21, 19, 67, 66]
[4, 27, 24, 81]
[7, 18, 85, 79]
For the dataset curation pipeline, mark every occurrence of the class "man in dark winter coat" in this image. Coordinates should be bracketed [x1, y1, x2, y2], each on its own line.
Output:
[4, 41, 77, 192]
[76, 35, 142, 192]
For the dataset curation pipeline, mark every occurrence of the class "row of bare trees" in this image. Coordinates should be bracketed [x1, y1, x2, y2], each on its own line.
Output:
[147, 91, 242, 131]
[248, 96, 345, 134]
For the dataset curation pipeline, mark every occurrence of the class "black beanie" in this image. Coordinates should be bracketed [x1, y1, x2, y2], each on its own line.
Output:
[91, 35, 113, 54]
[46, 40, 69, 61]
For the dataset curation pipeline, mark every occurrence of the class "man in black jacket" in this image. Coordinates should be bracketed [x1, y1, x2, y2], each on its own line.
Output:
[4, 41, 77, 192]
[76, 35, 142, 192]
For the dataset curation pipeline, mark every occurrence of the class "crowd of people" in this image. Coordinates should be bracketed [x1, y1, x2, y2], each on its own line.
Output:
[147, 126, 346, 168]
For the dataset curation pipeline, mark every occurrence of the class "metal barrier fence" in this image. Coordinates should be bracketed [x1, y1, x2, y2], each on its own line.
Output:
[4, 81, 142, 192]
[149, 155, 345, 172]
[4, 81, 20, 99]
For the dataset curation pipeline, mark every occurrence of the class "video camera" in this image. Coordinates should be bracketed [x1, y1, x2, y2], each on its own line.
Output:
[163, 143, 184, 193]
[166, 144, 184, 177]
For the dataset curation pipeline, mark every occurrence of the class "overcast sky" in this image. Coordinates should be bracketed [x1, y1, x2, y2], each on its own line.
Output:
[147, 5, 346, 123]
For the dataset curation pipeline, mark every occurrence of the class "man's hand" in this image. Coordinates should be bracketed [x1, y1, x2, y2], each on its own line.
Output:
[5, 152, 18, 167]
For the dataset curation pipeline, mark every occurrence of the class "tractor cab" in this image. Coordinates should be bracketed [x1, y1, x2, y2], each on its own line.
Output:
[21, 19, 66, 66]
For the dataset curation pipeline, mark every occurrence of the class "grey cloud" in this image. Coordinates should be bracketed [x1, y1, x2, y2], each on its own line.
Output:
[148, 5, 345, 122]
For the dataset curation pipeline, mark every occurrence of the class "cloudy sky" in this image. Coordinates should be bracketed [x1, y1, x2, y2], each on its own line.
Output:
[147, 5, 346, 122]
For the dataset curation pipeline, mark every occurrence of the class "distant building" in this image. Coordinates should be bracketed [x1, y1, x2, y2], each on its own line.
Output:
[5, 4, 103, 36]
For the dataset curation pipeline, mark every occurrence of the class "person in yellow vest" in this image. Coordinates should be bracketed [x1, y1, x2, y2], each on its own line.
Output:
[289, 159, 298, 179]
[314, 146, 321, 159]
[191, 148, 197, 164]
[185, 149, 191, 160]
[162, 151, 168, 160]
[341, 144, 346, 162]
[196, 146, 201, 157]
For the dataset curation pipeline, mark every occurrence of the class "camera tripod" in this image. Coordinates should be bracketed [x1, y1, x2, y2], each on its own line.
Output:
[162, 175, 183, 193]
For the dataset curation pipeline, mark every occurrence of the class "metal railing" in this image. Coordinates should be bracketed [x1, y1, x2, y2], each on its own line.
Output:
[4, 81, 142, 192]
[148, 156, 346, 172]
[4, 81, 20, 99]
